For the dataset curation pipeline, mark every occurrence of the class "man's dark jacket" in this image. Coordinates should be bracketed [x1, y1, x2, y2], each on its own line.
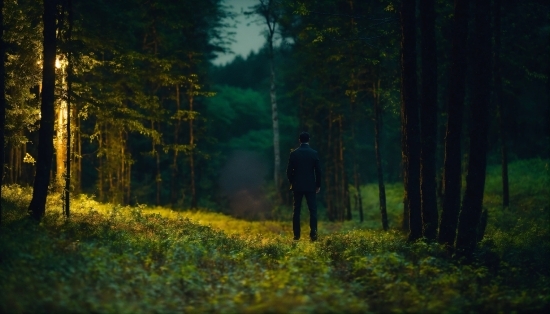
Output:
[286, 143, 322, 192]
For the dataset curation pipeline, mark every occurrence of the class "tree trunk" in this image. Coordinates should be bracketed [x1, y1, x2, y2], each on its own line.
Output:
[189, 87, 197, 209]
[326, 110, 334, 221]
[455, 0, 492, 258]
[334, 114, 341, 221]
[374, 80, 389, 231]
[73, 108, 81, 193]
[29, 0, 57, 220]
[65, 0, 73, 216]
[493, 0, 509, 209]
[98, 127, 103, 201]
[269, 37, 280, 193]
[350, 98, 363, 223]
[337, 116, 351, 221]
[56, 77, 67, 191]
[400, 0, 422, 241]
[65, 3, 72, 217]
[155, 121, 161, 206]
[354, 170, 364, 223]
[419, 0, 439, 240]
[171, 84, 181, 205]
[438, 0, 469, 247]
[0, 0, 5, 225]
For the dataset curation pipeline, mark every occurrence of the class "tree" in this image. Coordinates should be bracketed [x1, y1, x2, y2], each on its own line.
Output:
[455, 0, 492, 257]
[64, 0, 73, 217]
[28, 0, 57, 220]
[0, 0, 5, 225]
[419, 0, 439, 240]
[438, 0, 469, 248]
[249, 0, 282, 192]
[492, 0, 509, 209]
[400, 0, 422, 241]
[373, 79, 388, 230]
[2, 0, 42, 187]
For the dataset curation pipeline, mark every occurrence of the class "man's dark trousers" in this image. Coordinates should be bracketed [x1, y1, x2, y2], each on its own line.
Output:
[292, 191, 317, 240]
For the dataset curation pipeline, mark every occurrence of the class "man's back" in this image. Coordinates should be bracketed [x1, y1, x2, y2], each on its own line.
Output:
[286, 144, 322, 192]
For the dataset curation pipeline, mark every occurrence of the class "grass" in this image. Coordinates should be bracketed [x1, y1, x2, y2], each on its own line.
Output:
[0, 159, 549, 313]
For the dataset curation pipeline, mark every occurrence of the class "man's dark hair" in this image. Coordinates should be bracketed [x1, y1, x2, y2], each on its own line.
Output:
[299, 132, 310, 143]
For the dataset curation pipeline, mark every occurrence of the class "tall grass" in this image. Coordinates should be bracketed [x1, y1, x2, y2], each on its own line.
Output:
[0, 159, 548, 313]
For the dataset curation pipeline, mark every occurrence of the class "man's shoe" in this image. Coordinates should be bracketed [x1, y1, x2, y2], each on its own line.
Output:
[293, 236, 300, 241]
[310, 235, 318, 242]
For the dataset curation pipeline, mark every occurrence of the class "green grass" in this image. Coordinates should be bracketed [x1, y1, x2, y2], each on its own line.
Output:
[1, 159, 549, 313]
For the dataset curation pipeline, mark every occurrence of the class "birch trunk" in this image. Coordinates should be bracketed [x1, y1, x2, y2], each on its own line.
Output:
[269, 39, 280, 191]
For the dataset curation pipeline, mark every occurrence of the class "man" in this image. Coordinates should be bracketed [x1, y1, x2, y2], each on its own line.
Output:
[286, 132, 322, 241]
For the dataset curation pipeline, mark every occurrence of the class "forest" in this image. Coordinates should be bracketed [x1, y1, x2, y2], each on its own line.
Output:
[0, 0, 549, 313]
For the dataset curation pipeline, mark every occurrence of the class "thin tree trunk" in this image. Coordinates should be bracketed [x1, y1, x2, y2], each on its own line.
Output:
[455, 0, 492, 258]
[56, 85, 67, 191]
[400, 0, 422, 241]
[374, 80, 389, 231]
[0, 0, 5, 225]
[64, 0, 73, 218]
[420, 0, 439, 240]
[326, 110, 334, 221]
[171, 84, 181, 205]
[151, 120, 160, 206]
[334, 115, 341, 220]
[189, 87, 197, 209]
[438, 0, 469, 247]
[76, 112, 81, 192]
[65, 82, 70, 216]
[29, 0, 57, 220]
[269, 38, 280, 193]
[16, 145, 21, 183]
[127, 153, 131, 203]
[348, 0, 364, 222]
[339, 116, 351, 221]
[98, 128, 103, 201]
[493, 0, 508, 209]
[350, 91, 363, 223]
[8, 145, 13, 183]
[156, 142, 160, 205]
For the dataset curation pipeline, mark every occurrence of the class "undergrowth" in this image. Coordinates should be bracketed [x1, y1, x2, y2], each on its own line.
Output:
[0, 159, 549, 313]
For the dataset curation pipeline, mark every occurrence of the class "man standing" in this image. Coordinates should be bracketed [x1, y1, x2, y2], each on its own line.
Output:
[286, 132, 322, 241]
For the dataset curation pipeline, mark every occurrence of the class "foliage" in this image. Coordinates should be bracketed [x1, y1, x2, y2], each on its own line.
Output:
[2, 0, 42, 142]
[1, 159, 548, 313]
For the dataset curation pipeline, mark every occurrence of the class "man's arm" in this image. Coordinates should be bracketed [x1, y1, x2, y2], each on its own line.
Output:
[286, 153, 295, 183]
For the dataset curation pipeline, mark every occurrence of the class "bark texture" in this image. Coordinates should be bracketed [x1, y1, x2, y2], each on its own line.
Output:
[400, 0, 422, 241]
[493, 0, 509, 209]
[0, 0, 5, 225]
[455, 0, 492, 257]
[438, 0, 469, 247]
[29, 0, 57, 220]
[420, 0, 439, 240]
[374, 80, 388, 231]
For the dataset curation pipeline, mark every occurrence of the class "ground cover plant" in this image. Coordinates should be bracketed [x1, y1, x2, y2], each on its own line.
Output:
[1, 159, 549, 313]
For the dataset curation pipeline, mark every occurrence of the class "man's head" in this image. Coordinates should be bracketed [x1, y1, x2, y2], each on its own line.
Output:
[299, 132, 310, 143]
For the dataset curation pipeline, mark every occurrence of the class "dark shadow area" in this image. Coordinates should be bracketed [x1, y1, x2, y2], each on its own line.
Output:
[219, 150, 271, 220]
